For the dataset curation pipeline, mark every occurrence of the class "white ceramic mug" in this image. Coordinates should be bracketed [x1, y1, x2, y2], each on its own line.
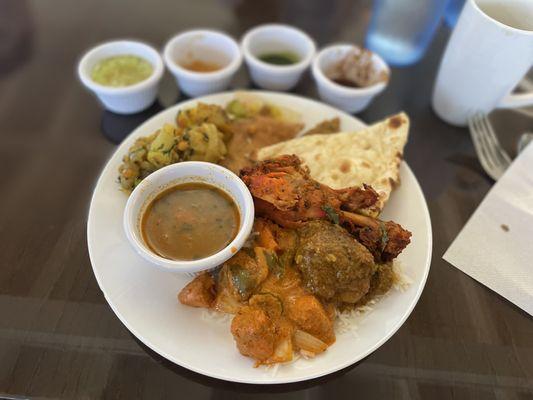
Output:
[432, 0, 533, 126]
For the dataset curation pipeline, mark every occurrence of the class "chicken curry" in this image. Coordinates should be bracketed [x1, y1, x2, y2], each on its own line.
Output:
[178, 155, 411, 366]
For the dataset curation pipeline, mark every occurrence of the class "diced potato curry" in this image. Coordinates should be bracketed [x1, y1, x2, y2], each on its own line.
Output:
[118, 96, 304, 192]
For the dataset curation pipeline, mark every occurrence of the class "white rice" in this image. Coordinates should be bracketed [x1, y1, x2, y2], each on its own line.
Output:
[266, 362, 280, 377]
[393, 261, 413, 291]
[200, 308, 232, 324]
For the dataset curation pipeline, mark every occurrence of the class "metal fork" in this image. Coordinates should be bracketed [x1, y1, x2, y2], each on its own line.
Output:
[518, 132, 533, 153]
[468, 113, 512, 180]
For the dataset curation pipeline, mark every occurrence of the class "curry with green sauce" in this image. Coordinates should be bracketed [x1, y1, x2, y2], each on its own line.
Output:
[258, 52, 300, 66]
[141, 183, 239, 261]
[91, 55, 153, 87]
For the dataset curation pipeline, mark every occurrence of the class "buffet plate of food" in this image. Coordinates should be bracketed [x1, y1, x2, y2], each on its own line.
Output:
[87, 91, 432, 384]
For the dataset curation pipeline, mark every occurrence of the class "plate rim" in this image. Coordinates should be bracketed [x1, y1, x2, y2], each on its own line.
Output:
[87, 90, 433, 384]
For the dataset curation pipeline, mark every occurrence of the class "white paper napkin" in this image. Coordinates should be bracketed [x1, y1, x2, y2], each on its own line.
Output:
[443, 143, 533, 316]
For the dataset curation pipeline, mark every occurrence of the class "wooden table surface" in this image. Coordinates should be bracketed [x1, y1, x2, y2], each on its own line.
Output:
[1, 0, 532, 399]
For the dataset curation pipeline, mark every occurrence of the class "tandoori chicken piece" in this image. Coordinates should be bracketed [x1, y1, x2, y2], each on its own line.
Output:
[177, 273, 216, 308]
[240, 154, 379, 218]
[240, 155, 411, 262]
[286, 294, 335, 344]
[340, 211, 412, 263]
[231, 306, 276, 362]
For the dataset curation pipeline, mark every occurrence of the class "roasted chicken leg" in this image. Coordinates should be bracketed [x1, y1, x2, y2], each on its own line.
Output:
[240, 155, 411, 262]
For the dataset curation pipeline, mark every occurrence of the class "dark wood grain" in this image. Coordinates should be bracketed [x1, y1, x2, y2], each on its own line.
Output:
[1, 0, 532, 399]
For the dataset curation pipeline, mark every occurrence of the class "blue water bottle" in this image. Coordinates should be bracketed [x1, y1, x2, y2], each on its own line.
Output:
[444, 0, 466, 27]
[365, 0, 450, 67]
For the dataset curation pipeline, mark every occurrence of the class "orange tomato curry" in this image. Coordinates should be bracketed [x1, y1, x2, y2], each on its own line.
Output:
[179, 219, 335, 365]
[178, 217, 396, 366]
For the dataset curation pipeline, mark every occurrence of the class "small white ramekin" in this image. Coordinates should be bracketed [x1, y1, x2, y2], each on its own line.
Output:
[241, 24, 316, 91]
[78, 40, 164, 114]
[123, 162, 254, 276]
[312, 44, 390, 114]
[163, 30, 242, 97]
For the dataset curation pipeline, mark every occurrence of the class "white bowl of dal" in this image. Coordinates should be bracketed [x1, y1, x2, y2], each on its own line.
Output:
[123, 162, 255, 275]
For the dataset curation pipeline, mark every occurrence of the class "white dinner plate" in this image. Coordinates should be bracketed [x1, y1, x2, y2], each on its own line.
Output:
[87, 91, 432, 384]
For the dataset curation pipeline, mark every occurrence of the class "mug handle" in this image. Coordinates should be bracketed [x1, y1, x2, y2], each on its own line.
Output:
[498, 77, 533, 109]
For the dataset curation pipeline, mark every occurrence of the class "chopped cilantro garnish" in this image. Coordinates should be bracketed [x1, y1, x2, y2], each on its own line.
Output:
[230, 264, 253, 299]
[265, 251, 284, 278]
[322, 204, 339, 224]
